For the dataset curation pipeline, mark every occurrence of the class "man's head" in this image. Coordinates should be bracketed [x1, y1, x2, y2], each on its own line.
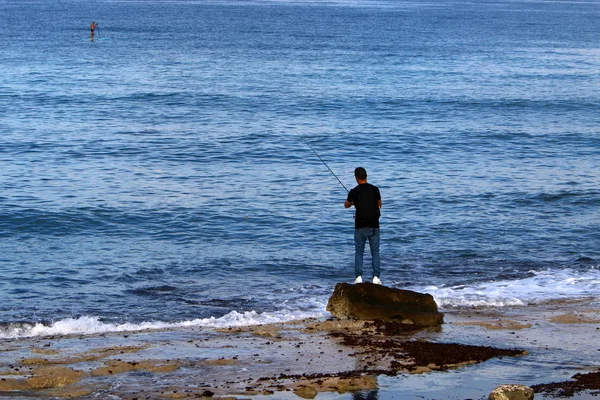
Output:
[354, 167, 367, 182]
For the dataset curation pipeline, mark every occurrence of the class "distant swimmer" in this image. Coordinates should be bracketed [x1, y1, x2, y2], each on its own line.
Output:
[90, 21, 99, 41]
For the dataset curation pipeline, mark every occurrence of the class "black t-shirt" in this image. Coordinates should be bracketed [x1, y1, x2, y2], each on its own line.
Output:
[347, 183, 381, 229]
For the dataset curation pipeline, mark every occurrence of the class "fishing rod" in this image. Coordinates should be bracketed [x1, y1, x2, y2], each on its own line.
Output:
[295, 133, 349, 193]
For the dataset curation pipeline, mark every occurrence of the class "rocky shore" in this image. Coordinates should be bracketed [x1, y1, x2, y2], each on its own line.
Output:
[0, 292, 598, 399]
[0, 318, 527, 399]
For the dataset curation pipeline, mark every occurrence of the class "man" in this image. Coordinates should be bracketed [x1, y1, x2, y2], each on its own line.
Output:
[90, 21, 98, 41]
[344, 167, 382, 285]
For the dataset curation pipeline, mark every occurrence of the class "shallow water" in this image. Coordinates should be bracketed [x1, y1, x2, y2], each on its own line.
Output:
[1, 0, 599, 338]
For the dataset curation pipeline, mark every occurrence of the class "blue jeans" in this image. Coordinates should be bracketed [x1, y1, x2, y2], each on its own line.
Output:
[354, 228, 380, 278]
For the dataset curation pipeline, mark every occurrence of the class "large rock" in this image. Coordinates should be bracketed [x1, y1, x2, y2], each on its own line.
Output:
[489, 384, 534, 400]
[326, 282, 444, 326]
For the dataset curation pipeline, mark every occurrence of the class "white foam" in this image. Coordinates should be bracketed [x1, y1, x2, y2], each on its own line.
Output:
[4, 268, 597, 338]
[0, 308, 328, 339]
[416, 267, 600, 309]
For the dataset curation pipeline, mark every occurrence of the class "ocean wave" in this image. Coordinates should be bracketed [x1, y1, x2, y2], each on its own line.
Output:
[0, 308, 328, 339]
[1, 268, 598, 338]
[420, 267, 600, 308]
[514, 190, 600, 206]
[0, 205, 212, 238]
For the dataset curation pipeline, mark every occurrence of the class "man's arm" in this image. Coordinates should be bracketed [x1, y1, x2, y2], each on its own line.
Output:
[378, 199, 382, 208]
[344, 189, 354, 208]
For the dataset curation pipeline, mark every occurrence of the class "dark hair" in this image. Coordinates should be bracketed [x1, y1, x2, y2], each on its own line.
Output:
[354, 167, 367, 180]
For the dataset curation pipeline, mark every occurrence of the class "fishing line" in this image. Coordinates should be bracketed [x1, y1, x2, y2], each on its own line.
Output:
[295, 133, 349, 193]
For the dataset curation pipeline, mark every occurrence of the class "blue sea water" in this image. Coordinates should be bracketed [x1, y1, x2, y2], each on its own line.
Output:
[0, 0, 599, 338]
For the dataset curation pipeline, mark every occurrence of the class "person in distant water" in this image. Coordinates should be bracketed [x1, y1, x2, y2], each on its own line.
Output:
[90, 21, 98, 41]
[344, 167, 382, 285]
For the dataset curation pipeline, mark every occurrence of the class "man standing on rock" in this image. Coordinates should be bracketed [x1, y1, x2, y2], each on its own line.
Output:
[344, 167, 382, 285]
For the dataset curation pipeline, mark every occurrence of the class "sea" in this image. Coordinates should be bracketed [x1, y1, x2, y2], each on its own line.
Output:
[0, 0, 599, 340]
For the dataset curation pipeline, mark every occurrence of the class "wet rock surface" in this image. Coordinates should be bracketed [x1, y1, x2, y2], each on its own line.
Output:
[531, 370, 600, 397]
[0, 318, 526, 399]
[327, 319, 527, 374]
[326, 282, 444, 326]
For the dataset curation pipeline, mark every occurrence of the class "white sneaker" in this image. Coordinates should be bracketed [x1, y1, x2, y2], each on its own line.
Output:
[373, 276, 382, 285]
[354, 276, 363, 284]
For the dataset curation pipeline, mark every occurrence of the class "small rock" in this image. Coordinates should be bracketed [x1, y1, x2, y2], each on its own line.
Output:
[294, 385, 318, 399]
[489, 384, 534, 400]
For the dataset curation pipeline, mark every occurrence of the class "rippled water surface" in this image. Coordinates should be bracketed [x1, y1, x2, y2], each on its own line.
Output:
[1, 0, 599, 336]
